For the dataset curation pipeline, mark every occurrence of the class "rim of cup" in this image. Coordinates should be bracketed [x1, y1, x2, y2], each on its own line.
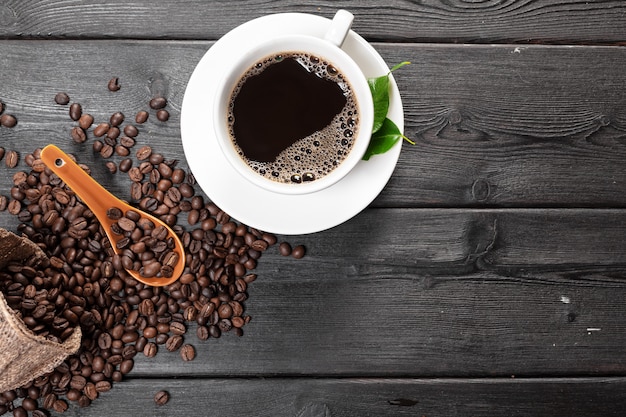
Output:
[213, 34, 374, 195]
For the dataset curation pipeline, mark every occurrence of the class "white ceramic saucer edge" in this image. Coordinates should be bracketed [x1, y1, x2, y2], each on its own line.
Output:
[180, 13, 403, 235]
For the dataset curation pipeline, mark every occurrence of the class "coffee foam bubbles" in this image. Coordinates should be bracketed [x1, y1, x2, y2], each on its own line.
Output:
[227, 52, 359, 184]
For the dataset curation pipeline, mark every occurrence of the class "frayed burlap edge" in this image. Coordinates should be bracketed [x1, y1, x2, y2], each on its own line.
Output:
[0, 228, 82, 392]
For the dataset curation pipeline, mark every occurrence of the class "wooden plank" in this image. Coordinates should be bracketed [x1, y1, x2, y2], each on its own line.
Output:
[95, 208, 626, 377]
[30, 377, 626, 417]
[0, 41, 625, 208]
[1, 1, 626, 44]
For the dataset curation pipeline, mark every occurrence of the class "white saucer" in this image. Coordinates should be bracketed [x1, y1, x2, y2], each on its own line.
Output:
[180, 12, 404, 235]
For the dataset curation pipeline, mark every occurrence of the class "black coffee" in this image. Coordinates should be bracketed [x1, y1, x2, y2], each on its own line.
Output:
[228, 52, 359, 184]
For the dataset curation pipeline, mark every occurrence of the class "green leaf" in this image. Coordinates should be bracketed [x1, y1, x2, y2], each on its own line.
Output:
[364, 61, 414, 161]
[362, 118, 403, 160]
[368, 75, 390, 134]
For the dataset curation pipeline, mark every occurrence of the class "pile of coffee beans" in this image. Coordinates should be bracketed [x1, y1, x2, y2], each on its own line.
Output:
[0, 79, 305, 416]
[106, 207, 180, 279]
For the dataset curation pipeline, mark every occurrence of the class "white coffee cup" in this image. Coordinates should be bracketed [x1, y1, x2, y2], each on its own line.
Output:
[213, 10, 374, 195]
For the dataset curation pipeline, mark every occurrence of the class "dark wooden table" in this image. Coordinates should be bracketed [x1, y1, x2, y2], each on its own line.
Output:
[1, 1, 626, 416]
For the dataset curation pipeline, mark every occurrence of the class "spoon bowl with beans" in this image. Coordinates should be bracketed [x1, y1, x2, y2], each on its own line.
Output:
[41, 144, 185, 286]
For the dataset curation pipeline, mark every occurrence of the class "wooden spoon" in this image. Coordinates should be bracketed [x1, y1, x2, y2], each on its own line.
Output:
[40, 144, 185, 287]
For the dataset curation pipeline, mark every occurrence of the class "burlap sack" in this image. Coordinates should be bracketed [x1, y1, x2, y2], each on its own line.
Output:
[0, 228, 82, 392]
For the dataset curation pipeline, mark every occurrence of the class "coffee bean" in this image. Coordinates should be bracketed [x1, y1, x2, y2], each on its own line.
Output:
[55, 92, 70, 105]
[78, 113, 94, 130]
[118, 158, 133, 172]
[93, 122, 110, 137]
[5, 150, 18, 168]
[136, 145, 152, 160]
[292, 245, 306, 259]
[108, 77, 121, 92]
[143, 342, 158, 358]
[135, 110, 149, 124]
[149, 96, 167, 109]
[180, 344, 195, 361]
[71, 126, 87, 143]
[52, 399, 68, 413]
[120, 135, 136, 148]
[279, 242, 292, 256]
[165, 334, 183, 352]
[156, 109, 170, 122]
[123, 124, 138, 138]
[109, 111, 125, 127]
[100, 144, 114, 158]
[154, 390, 169, 406]
[69, 103, 82, 121]
[0, 114, 18, 128]
[107, 126, 120, 141]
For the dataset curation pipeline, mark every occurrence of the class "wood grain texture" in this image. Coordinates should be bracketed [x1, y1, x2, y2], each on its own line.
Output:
[0, 208, 607, 378]
[0, 41, 625, 208]
[1, 0, 625, 44]
[26, 377, 626, 417]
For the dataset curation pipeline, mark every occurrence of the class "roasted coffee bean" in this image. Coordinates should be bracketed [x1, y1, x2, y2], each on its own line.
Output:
[118, 158, 133, 172]
[279, 242, 292, 256]
[92, 139, 104, 153]
[165, 334, 183, 352]
[0, 114, 18, 128]
[69, 103, 82, 121]
[55, 92, 70, 105]
[156, 109, 170, 122]
[180, 344, 195, 361]
[123, 124, 138, 138]
[93, 122, 110, 137]
[135, 110, 149, 124]
[5, 150, 18, 168]
[109, 112, 125, 127]
[136, 145, 152, 160]
[106, 126, 120, 141]
[120, 135, 135, 148]
[292, 245, 306, 259]
[154, 390, 169, 406]
[53, 399, 68, 413]
[107, 77, 121, 92]
[71, 126, 87, 143]
[78, 113, 94, 130]
[112, 146, 127, 158]
[149, 96, 167, 109]
[99, 144, 114, 158]
[103, 161, 117, 174]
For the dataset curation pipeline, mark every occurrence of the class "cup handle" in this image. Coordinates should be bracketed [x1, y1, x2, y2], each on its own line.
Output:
[323, 10, 354, 48]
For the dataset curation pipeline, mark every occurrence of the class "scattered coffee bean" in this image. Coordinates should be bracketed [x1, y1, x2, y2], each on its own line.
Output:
[292, 244, 306, 259]
[108, 77, 121, 92]
[5, 150, 18, 168]
[93, 122, 110, 137]
[0, 114, 17, 128]
[180, 344, 195, 361]
[123, 124, 138, 138]
[54, 92, 70, 105]
[78, 113, 94, 130]
[71, 126, 87, 143]
[110, 112, 125, 127]
[154, 390, 169, 406]
[149, 96, 167, 110]
[136, 145, 152, 161]
[156, 109, 170, 122]
[279, 242, 292, 256]
[69, 102, 82, 121]
[105, 161, 118, 174]
[135, 110, 149, 124]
